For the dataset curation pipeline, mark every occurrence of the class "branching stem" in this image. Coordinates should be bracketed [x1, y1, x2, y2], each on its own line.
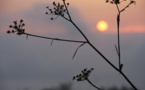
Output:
[116, 4, 121, 70]
[86, 78, 102, 90]
[64, 3, 138, 89]
[63, 0, 72, 21]
[120, 71, 138, 90]
[23, 33, 87, 43]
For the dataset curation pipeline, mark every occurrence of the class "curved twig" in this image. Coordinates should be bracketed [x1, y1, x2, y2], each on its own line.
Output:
[86, 79, 102, 90]
[72, 43, 86, 59]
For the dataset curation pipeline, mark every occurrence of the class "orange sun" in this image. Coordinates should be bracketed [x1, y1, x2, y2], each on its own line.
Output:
[97, 21, 108, 32]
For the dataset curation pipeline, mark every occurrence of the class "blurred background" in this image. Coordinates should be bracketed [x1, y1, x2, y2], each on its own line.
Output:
[0, 0, 145, 90]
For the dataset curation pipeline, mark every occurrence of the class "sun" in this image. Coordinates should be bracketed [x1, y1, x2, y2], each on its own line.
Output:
[97, 21, 108, 32]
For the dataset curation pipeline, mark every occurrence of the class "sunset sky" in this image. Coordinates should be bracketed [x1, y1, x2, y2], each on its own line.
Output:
[0, 0, 145, 90]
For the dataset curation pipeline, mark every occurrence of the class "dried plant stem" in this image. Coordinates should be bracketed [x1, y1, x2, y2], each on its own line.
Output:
[115, 3, 138, 90]
[86, 79, 102, 90]
[120, 71, 138, 90]
[116, 4, 121, 71]
[23, 33, 87, 43]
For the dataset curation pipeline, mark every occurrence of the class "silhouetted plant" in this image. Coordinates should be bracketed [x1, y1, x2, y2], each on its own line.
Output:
[45, 1, 69, 20]
[106, 0, 136, 72]
[72, 68, 102, 90]
[73, 68, 94, 81]
[41, 82, 72, 90]
[7, 19, 25, 35]
[105, 0, 137, 90]
[7, 0, 137, 90]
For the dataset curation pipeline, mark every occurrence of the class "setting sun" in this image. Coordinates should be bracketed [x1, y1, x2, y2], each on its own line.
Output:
[97, 21, 108, 32]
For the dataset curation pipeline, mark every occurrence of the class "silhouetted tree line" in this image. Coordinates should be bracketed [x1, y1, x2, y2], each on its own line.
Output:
[40, 82, 133, 90]
[41, 83, 72, 90]
[101, 86, 134, 90]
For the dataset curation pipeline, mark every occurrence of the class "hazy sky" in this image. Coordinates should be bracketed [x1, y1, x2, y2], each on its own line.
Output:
[0, 0, 145, 90]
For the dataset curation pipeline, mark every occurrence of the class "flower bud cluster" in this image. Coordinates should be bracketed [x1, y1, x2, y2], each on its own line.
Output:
[46, 0, 69, 20]
[7, 19, 25, 35]
[73, 68, 94, 81]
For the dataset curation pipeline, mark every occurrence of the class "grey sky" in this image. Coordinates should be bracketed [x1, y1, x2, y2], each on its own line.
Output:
[0, 0, 145, 90]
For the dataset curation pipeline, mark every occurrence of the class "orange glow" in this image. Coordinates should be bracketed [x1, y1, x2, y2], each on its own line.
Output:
[1, 0, 145, 34]
[106, 25, 145, 34]
[121, 25, 145, 33]
[97, 21, 108, 32]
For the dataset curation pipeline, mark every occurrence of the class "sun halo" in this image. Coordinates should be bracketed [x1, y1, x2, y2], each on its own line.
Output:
[97, 21, 108, 32]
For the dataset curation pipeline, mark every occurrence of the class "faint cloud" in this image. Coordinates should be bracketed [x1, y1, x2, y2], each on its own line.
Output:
[0, 0, 49, 13]
[98, 24, 145, 34]
[121, 24, 145, 33]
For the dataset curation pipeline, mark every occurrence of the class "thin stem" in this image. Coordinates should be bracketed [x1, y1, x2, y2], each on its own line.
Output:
[62, 16, 70, 21]
[120, 2, 134, 12]
[116, 4, 121, 70]
[88, 42, 119, 71]
[120, 71, 138, 90]
[72, 43, 86, 59]
[23, 33, 87, 43]
[115, 44, 119, 56]
[63, 0, 72, 21]
[116, 4, 120, 12]
[86, 79, 102, 90]
[70, 21, 90, 42]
